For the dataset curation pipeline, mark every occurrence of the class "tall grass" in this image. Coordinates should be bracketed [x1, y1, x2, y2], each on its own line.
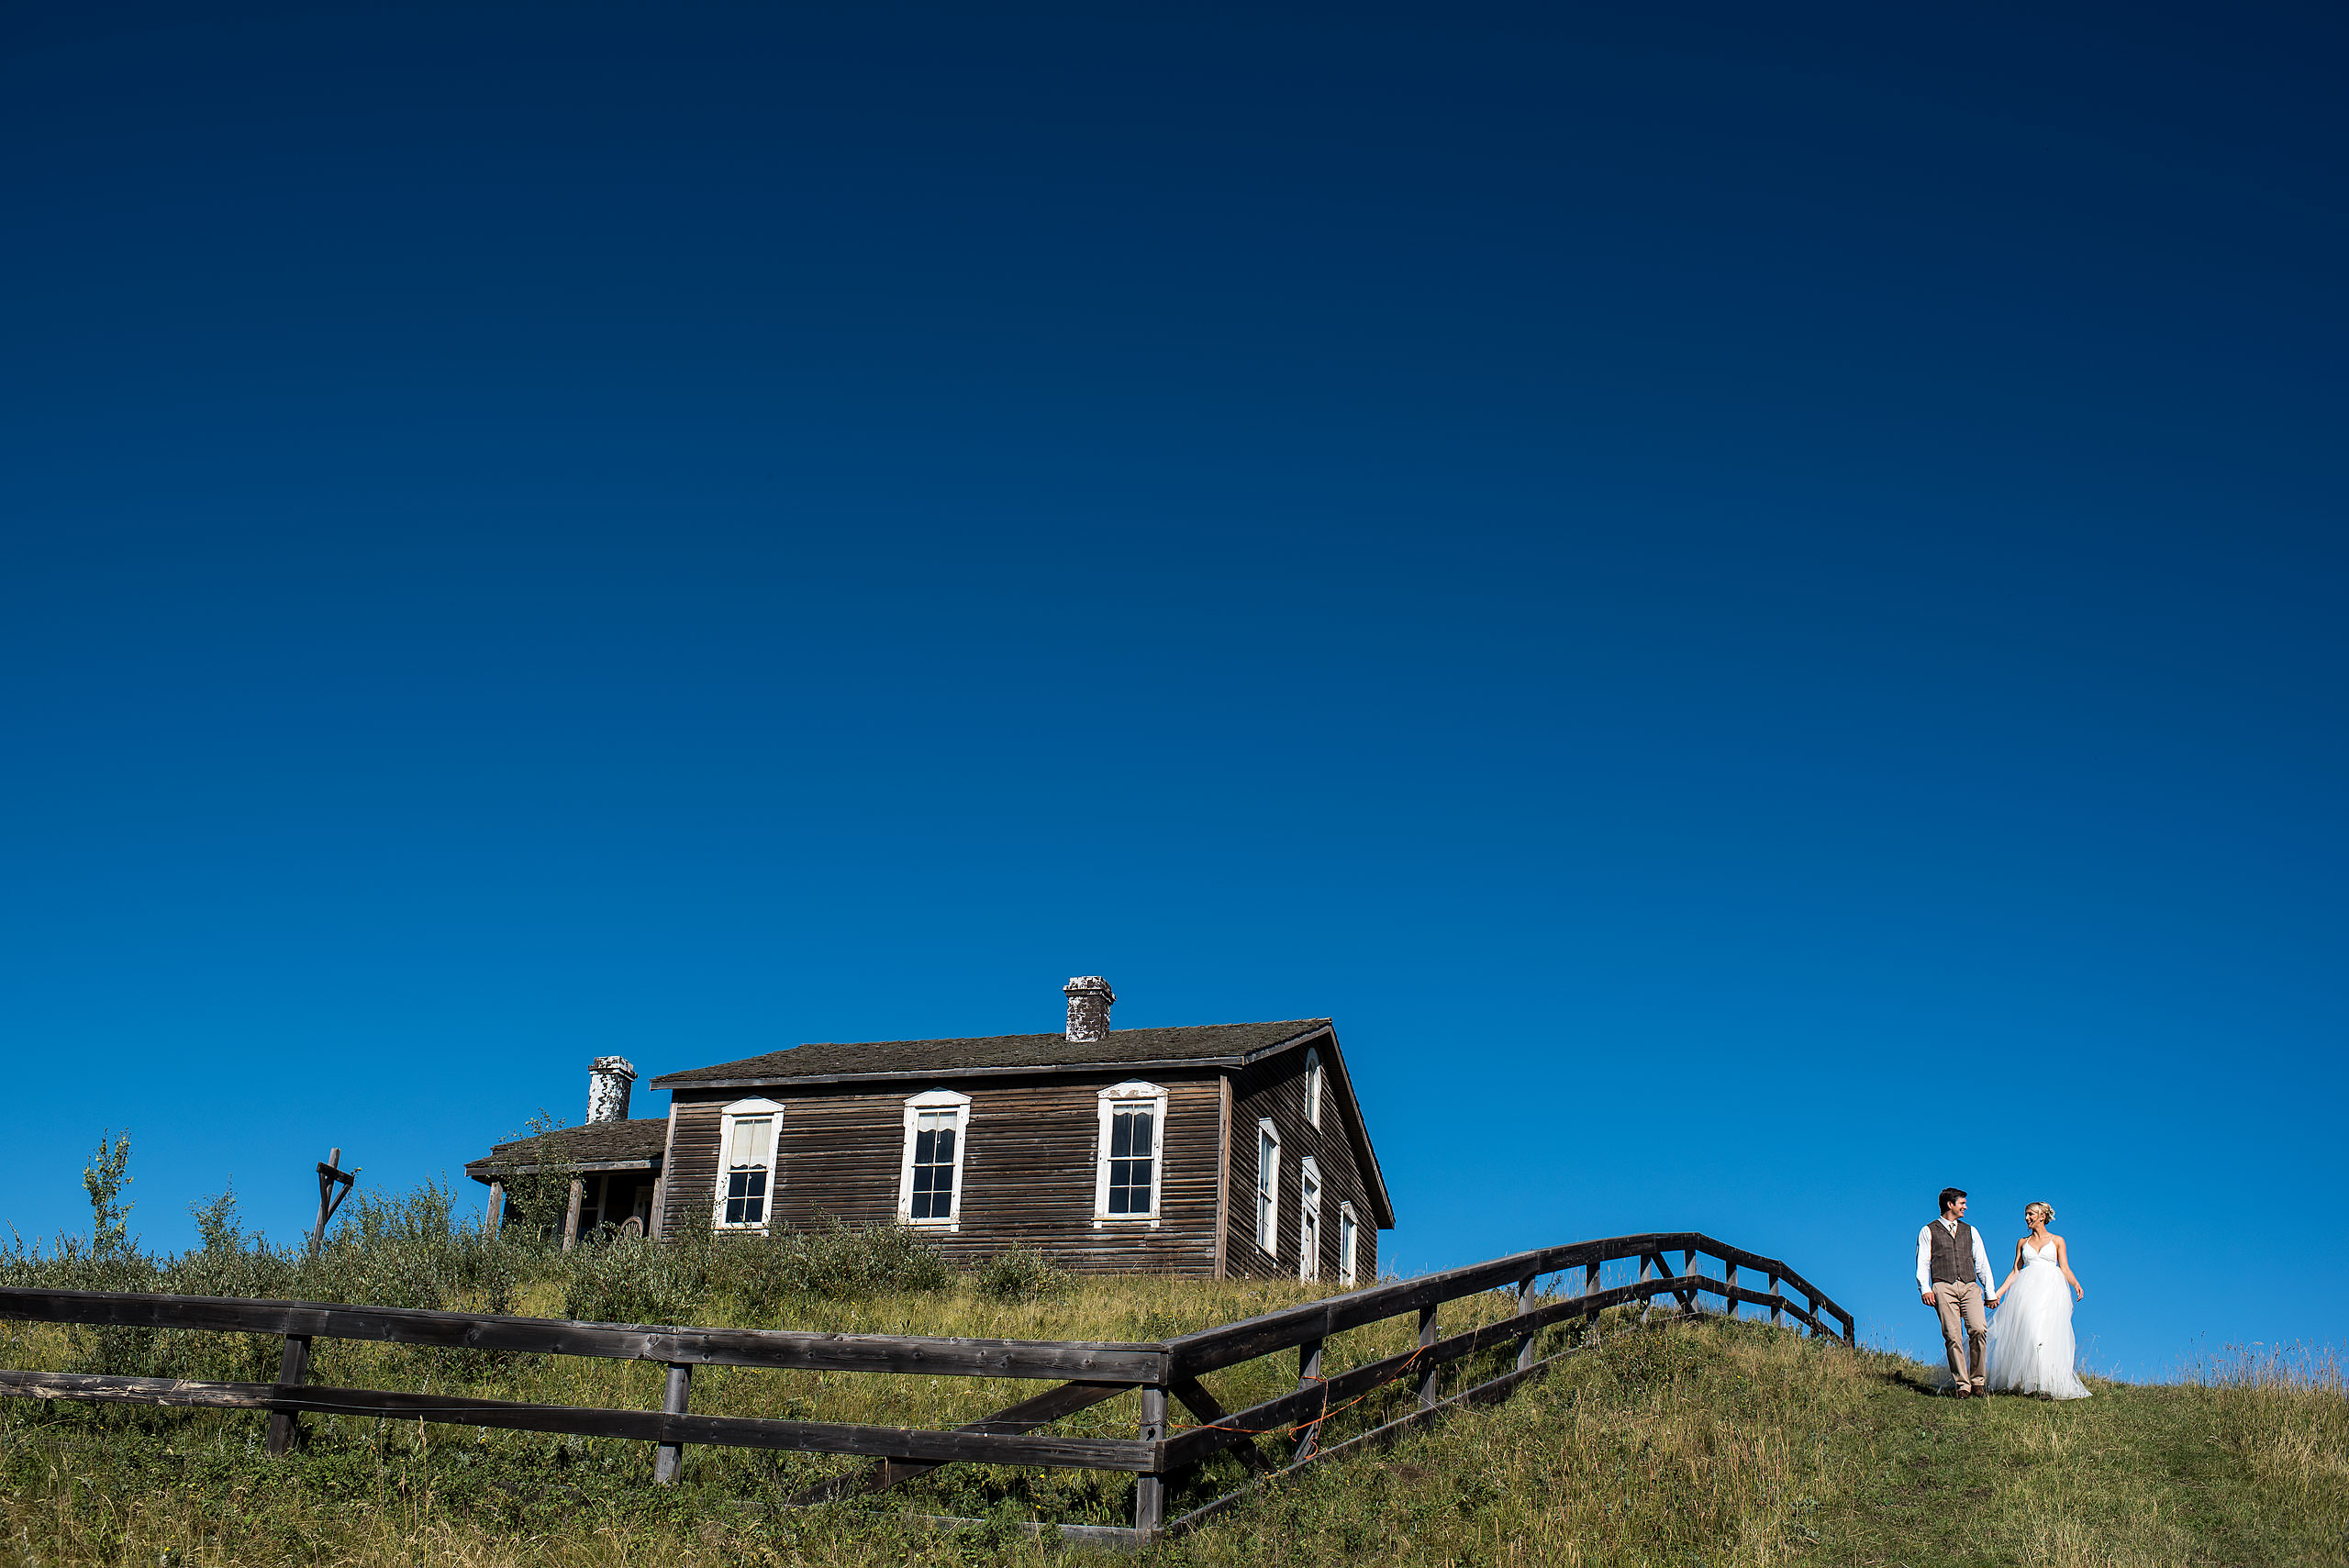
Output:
[2182, 1341, 2349, 1526]
[0, 1174, 985, 1398]
[18, 1307, 2341, 1568]
[6, 1170, 2345, 1566]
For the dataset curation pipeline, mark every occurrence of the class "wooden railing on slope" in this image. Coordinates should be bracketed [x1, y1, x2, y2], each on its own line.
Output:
[0, 1230, 1852, 1545]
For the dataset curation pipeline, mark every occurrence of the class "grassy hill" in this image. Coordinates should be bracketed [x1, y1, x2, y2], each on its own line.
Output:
[3, 1207, 2342, 1566]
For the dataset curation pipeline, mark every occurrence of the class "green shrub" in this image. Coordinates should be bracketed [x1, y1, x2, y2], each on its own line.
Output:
[6, 1134, 952, 1354]
[706, 1217, 954, 1315]
[480, 1110, 579, 1241]
[559, 1232, 709, 1325]
[974, 1243, 1072, 1303]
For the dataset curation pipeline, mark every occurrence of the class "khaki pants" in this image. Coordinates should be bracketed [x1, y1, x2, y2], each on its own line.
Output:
[1932, 1282, 1987, 1390]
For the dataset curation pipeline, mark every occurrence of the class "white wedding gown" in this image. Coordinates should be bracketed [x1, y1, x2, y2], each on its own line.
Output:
[1985, 1240, 2091, 1399]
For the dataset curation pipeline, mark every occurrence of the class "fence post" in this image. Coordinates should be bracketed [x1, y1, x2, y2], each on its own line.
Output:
[1683, 1249, 1699, 1313]
[1418, 1304, 1440, 1407]
[1134, 1384, 1167, 1533]
[1724, 1260, 1738, 1319]
[1514, 1272, 1541, 1371]
[264, 1334, 311, 1456]
[1582, 1261, 1601, 1340]
[1769, 1273, 1782, 1328]
[1293, 1338, 1326, 1462]
[653, 1362, 692, 1484]
[1639, 1253, 1655, 1325]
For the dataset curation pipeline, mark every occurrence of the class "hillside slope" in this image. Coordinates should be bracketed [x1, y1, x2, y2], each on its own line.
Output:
[1165, 1321, 2346, 1568]
[2, 1287, 2342, 1567]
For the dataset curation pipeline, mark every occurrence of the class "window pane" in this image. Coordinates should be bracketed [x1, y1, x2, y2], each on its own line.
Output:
[931, 1125, 954, 1163]
[1108, 1146, 1153, 1212]
[1108, 1111, 1134, 1159]
[724, 1167, 767, 1225]
[913, 1128, 936, 1166]
[730, 1117, 772, 1167]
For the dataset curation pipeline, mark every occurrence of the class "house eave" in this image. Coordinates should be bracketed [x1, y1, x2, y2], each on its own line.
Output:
[647, 1023, 1336, 1093]
[653, 1054, 1249, 1091]
[464, 1157, 660, 1185]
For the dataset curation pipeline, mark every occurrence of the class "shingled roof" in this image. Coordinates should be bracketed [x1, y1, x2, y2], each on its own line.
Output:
[462, 1118, 670, 1183]
[648, 1018, 1332, 1089]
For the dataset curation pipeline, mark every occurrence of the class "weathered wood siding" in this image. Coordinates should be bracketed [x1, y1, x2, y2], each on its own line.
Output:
[660, 1073, 1227, 1274]
[1225, 1046, 1381, 1284]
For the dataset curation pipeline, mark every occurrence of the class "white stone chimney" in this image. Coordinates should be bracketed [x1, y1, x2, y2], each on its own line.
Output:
[586, 1056, 638, 1123]
[1063, 976, 1115, 1042]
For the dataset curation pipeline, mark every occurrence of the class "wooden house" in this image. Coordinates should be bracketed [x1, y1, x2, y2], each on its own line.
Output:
[468, 979, 1395, 1281]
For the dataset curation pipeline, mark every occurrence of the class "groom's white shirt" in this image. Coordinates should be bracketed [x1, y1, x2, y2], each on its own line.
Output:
[1914, 1217, 1998, 1296]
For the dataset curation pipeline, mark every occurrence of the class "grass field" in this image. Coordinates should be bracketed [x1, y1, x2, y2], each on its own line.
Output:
[3, 1272, 2343, 1568]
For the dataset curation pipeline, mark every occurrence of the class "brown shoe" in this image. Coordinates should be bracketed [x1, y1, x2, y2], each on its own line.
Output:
[1953, 1385, 1973, 1398]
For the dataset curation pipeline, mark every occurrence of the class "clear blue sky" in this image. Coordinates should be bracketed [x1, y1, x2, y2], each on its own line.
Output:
[4, 4, 2342, 1381]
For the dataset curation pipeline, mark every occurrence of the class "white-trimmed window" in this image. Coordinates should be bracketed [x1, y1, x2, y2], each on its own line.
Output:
[896, 1088, 972, 1229]
[1338, 1201, 1360, 1287]
[1254, 1119, 1280, 1256]
[1298, 1157, 1322, 1282]
[1305, 1048, 1323, 1128]
[1094, 1081, 1166, 1224]
[714, 1098, 785, 1229]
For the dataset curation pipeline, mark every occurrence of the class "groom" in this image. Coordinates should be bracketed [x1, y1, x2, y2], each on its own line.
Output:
[1916, 1186, 2000, 1397]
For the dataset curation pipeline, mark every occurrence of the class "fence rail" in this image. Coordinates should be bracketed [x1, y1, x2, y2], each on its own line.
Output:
[0, 1230, 1852, 1546]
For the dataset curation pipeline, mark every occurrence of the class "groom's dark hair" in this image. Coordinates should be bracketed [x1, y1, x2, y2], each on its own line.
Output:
[1938, 1187, 1966, 1215]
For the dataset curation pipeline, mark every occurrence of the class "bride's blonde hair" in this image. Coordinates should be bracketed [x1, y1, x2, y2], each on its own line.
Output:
[2025, 1202, 2054, 1226]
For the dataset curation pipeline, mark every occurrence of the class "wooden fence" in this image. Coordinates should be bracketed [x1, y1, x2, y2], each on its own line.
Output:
[0, 1229, 1852, 1546]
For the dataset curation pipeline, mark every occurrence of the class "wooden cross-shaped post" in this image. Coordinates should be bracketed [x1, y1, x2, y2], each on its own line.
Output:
[310, 1148, 357, 1254]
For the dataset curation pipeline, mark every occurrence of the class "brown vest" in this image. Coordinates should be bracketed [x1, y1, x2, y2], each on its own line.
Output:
[1929, 1218, 1978, 1284]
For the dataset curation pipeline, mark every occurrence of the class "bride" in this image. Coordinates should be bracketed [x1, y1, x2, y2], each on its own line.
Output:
[1986, 1202, 2091, 1399]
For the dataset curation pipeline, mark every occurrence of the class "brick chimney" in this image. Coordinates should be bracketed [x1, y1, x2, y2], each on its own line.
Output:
[586, 1056, 638, 1123]
[1063, 976, 1115, 1042]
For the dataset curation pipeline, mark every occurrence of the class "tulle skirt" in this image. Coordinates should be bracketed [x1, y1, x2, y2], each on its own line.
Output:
[1986, 1262, 2091, 1399]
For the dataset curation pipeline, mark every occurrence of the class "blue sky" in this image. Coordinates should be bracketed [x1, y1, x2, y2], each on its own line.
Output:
[3, 4, 2343, 1380]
